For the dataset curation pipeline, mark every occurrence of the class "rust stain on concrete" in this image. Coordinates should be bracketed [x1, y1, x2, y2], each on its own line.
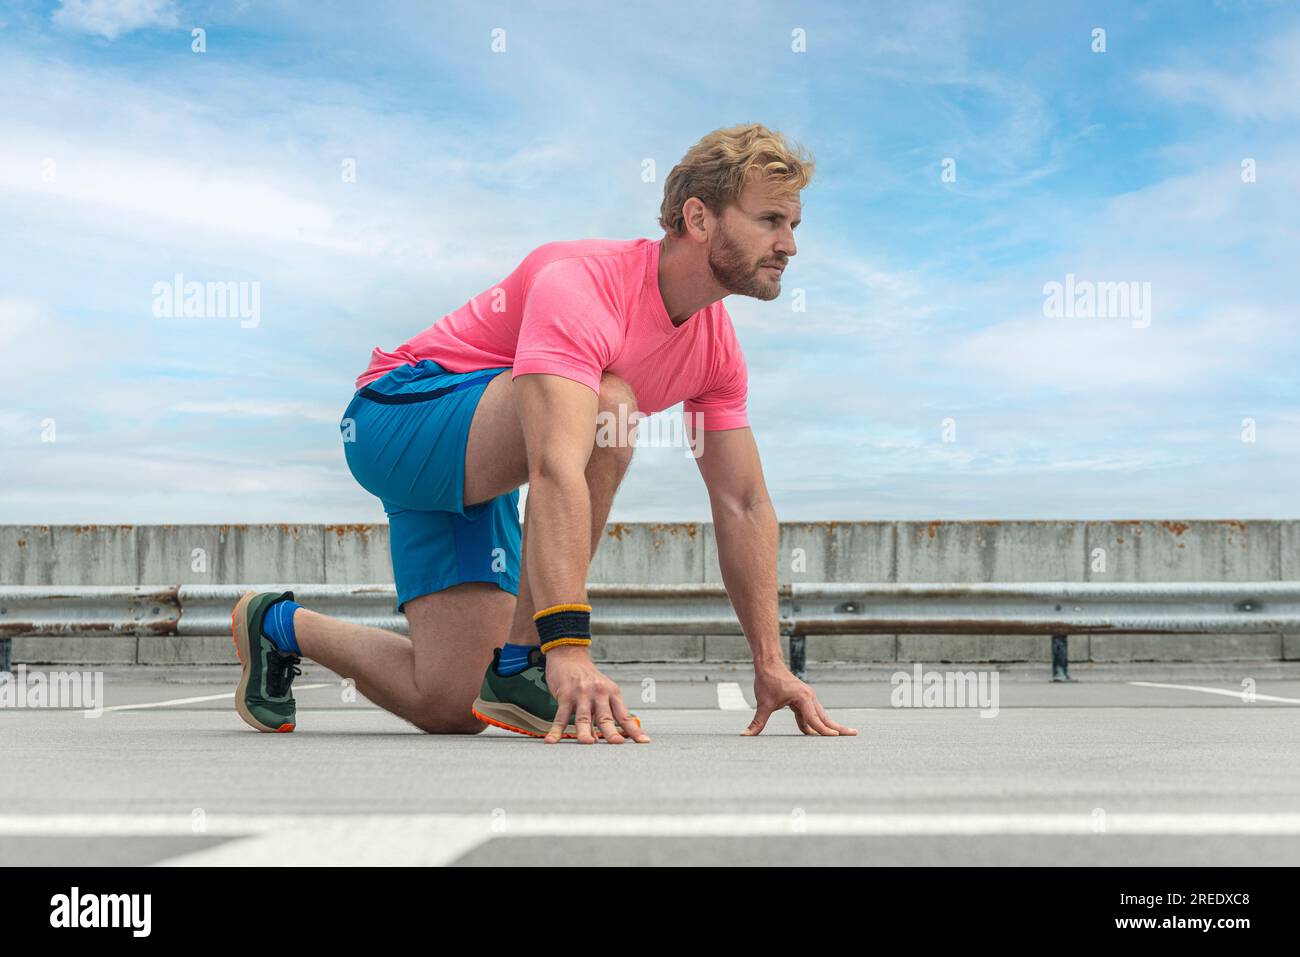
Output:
[803, 520, 841, 533]
[647, 522, 700, 539]
[1159, 521, 1190, 536]
[326, 524, 375, 539]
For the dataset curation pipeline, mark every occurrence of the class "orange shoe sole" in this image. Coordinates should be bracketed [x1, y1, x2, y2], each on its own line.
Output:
[470, 707, 640, 740]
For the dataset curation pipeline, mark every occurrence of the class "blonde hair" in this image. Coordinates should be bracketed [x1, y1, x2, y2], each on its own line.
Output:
[658, 123, 815, 237]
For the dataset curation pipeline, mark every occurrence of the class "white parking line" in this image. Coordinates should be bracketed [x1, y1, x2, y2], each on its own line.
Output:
[89, 684, 334, 714]
[1128, 681, 1300, 705]
[3, 812, 1300, 867]
[716, 682, 750, 710]
[6, 812, 1300, 837]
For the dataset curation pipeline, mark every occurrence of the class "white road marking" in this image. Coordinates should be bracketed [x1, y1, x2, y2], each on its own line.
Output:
[88, 684, 334, 714]
[159, 821, 488, 867]
[1128, 681, 1300, 705]
[716, 682, 750, 710]
[2, 810, 1298, 867]
[4, 810, 1300, 846]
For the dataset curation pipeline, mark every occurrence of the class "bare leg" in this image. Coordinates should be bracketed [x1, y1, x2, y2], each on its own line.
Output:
[293, 583, 510, 734]
[290, 370, 635, 733]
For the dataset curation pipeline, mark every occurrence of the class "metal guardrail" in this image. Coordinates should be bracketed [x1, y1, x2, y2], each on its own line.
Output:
[0, 584, 755, 639]
[2, 582, 1298, 680]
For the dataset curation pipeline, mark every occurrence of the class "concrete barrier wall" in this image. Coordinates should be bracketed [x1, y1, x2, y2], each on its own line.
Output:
[3, 521, 1298, 664]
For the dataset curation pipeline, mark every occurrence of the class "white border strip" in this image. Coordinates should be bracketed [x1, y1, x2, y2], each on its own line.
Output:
[716, 682, 750, 710]
[4, 812, 1300, 837]
[3, 811, 1297, 867]
[89, 684, 334, 714]
[1128, 681, 1300, 705]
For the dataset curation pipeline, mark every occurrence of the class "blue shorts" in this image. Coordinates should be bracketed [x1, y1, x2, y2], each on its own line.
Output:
[340, 360, 521, 612]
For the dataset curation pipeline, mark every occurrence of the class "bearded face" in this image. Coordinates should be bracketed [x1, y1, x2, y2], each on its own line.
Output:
[706, 215, 786, 302]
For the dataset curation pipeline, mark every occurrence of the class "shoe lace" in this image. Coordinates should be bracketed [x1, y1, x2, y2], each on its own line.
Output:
[266, 651, 303, 697]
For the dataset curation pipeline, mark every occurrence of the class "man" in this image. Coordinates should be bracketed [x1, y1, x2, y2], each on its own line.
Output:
[230, 123, 857, 744]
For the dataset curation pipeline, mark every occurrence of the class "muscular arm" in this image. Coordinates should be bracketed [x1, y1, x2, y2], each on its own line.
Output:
[694, 425, 857, 737]
[513, 373, 599, 610]
[512, 371, 649, 744]
[694, 427, 783, 670]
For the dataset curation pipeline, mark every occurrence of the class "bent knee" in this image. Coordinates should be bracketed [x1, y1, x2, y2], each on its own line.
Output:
[415, 718, 488, 736]
[412, 706, 489, 735]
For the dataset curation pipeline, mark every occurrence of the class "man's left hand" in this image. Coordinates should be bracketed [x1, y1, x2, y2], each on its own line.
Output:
[741, 665, 859, 736]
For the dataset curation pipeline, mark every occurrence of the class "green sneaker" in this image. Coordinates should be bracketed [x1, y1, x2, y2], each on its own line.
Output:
[471, 647, 640, 739]
[231, 590, 302, 733]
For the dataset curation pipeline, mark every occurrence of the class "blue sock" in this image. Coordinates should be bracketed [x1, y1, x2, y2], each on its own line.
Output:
[497, 642, 536, 676]
[261, 599, 302, 655]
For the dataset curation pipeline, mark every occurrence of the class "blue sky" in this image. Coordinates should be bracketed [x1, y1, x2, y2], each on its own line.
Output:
[1, 0, 1297, 523]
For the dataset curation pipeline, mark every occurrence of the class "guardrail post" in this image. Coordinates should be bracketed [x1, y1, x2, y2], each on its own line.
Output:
[782, 587, 804, 679]
[1051, 634, 1072, 682]
[789, 633, 807, 681]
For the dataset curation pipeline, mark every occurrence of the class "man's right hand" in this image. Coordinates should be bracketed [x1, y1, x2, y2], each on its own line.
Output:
[543, 645, 651, 744]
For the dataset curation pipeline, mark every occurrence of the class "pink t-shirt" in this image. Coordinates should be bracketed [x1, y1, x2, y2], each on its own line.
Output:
[356, 237, 749, 430]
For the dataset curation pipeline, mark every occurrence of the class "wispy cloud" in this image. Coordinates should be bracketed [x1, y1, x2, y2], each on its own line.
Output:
[2, 0, 1298, 522]
[172, 400, 343, 424]
[1140, 27, 1300, 120]
[52, 0, 179, 40]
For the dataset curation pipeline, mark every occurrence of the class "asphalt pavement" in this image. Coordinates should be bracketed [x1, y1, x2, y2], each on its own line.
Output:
[2, 662, 1299, 866]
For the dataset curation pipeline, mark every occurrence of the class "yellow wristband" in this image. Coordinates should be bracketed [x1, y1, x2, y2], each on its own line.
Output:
[532, 602, 592, 620]
[540, 636, 593, 653]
